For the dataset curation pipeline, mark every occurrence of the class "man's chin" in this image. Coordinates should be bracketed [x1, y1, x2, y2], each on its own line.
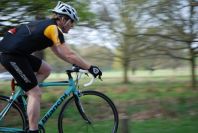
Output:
[63, 30, 68, 33]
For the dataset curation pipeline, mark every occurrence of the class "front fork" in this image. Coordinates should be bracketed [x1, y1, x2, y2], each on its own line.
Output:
[73, 91, 92, 124]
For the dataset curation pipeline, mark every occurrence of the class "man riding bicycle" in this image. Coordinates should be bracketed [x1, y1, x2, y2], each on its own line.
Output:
[0, 1, 102, 133]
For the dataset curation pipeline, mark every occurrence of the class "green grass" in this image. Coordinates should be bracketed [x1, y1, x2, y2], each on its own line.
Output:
[130, 117, 198, 133]
[0, 69, 197, 133]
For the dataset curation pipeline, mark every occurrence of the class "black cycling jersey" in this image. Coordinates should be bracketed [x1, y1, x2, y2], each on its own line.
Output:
[0, 19, 65, 54]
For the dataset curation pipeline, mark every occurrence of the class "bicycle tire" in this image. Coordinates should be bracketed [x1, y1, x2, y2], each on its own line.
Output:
[58, 90, 119, 133]
[0, 95, 27, 132]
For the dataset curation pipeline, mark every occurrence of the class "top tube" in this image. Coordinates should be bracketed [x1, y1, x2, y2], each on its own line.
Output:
[39, 81, 69, 87]
[39, 67, 95, 88]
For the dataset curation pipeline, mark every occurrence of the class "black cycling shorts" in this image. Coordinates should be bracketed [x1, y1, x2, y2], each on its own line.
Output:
[0, 53, 42, 91]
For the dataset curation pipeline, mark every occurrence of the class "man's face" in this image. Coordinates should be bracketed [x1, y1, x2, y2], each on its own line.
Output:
[60, 18, 74, 33]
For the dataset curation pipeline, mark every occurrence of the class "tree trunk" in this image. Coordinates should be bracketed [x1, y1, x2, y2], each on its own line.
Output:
[190, 54, 197, 89]
[123, 63, 129, 83]
[189, 0, 197, 89]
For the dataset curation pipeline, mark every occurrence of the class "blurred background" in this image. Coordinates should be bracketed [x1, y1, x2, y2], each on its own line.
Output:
[0, 0, 198, 133]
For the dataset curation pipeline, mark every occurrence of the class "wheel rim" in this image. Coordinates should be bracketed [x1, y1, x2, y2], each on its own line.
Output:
[58, 91, 119, 133]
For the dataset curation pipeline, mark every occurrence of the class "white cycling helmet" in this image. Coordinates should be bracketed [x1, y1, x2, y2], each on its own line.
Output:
[52, 1, 79, 22]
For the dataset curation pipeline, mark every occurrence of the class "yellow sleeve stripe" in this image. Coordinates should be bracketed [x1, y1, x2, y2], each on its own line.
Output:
[44, 25, 61, 46]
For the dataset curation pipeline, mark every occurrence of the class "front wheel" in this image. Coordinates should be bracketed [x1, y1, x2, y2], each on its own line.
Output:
[58, 90, 119, 133]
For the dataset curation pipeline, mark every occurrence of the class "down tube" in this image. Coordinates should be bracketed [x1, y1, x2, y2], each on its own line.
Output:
[39, 93, 68, 126]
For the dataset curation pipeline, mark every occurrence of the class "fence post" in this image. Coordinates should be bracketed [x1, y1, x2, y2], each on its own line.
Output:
[121, 113, 129, 133]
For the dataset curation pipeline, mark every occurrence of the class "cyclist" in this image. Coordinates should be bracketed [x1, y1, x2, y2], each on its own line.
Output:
[0, 1, 102, 133]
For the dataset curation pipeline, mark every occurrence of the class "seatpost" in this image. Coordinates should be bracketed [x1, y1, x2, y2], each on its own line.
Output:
[66, 70, 74, 80]
[11, 79, 16, 95]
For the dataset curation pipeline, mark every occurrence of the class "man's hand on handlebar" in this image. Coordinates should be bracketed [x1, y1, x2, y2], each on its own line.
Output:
[72, 64, 102, 80]
[88, 65, 102, 80]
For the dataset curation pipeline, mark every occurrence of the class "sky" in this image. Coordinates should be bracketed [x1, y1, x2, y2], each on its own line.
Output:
[65, 26, 117, 50]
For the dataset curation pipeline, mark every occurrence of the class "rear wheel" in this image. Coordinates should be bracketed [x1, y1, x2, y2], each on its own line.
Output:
[58, 90, 119, 133]
[0, 95, 27, 132]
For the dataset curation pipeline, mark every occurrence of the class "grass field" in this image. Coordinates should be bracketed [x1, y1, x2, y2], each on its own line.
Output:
[0, 69, 197, 133]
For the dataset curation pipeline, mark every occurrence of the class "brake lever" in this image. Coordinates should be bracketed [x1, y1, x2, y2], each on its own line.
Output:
[99, 75, 103, 81]
[85, 73, 89, 77]
[86, 73, 102, 81]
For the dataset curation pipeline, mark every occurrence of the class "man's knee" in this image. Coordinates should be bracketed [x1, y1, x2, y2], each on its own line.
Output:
[38, 61, 52, 77]
[43, 64, 52, 76]
[27, 86, 42, 98]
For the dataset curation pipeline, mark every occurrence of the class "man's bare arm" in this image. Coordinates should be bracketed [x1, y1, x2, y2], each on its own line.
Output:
[50, 43, 91, 69]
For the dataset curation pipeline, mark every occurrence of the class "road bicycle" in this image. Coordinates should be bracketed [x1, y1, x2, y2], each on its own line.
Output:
[0, 66, 119, 133]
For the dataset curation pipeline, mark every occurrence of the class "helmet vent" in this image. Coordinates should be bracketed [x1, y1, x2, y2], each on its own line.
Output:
[62, 9, 67, 12]
[59, 5, 64, 9]
[66, 9, 71, 14]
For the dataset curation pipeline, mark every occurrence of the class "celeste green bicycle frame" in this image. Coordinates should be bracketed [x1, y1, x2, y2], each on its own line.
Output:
[0, 75, 80, 132]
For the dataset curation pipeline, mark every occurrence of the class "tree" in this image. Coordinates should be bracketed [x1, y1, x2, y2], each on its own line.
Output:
[97, 0, 150, 83]
[104, 0, 197, 88]
[132, 0, 198, 89]
[94, 0, 197, 86]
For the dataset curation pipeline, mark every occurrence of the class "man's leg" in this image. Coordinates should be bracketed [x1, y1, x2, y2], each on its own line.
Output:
[0, 54, 50, 132]
[26, 86, 42, 131]
[26, 61, 51, 131]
